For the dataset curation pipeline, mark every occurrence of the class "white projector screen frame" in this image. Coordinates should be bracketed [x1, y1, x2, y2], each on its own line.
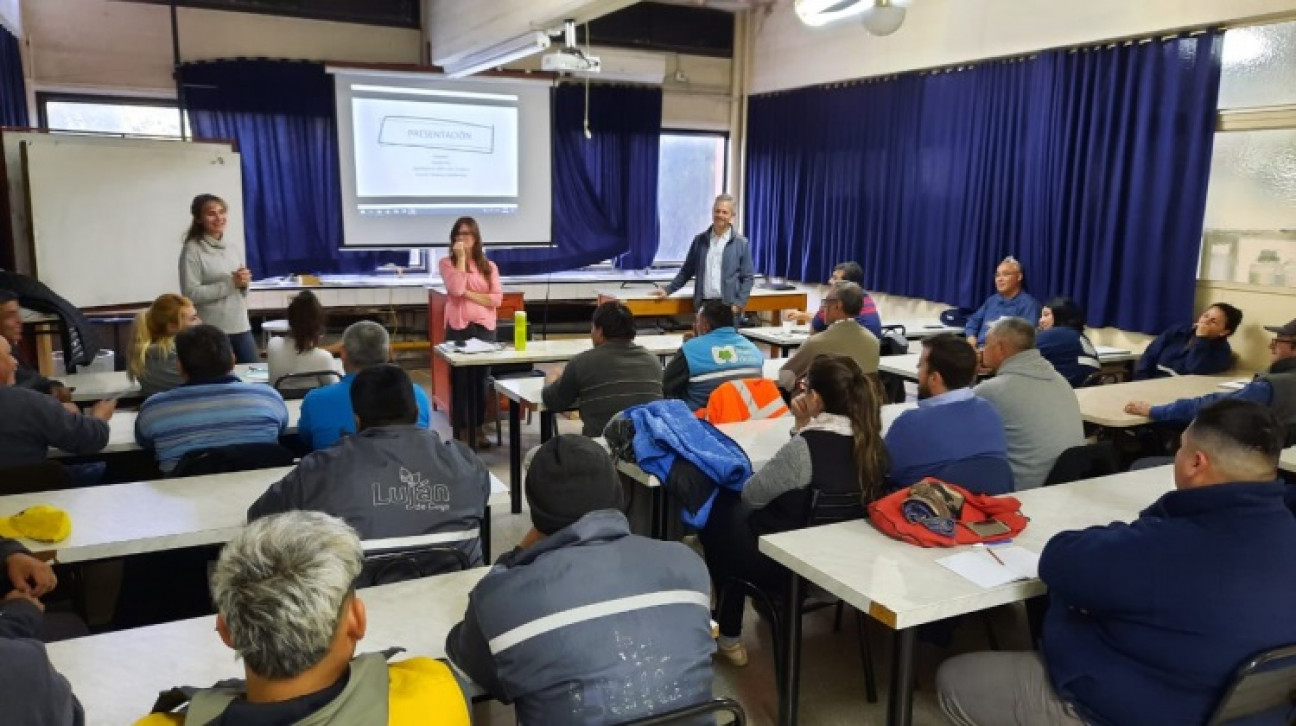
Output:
[329, 68, 553, 249]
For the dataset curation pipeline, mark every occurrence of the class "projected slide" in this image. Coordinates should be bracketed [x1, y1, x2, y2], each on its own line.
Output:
[352, 92, 519, 214]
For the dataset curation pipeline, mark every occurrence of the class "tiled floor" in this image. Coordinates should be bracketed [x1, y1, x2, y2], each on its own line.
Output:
[410, 369, 1020, 725]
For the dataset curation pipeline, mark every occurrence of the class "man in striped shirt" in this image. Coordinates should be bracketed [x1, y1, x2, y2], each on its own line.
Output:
[136, 324, 287, 474]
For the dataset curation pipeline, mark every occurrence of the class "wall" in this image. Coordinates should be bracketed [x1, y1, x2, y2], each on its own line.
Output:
[22, 0, 422, 94]
[752, 0, 1296, 93]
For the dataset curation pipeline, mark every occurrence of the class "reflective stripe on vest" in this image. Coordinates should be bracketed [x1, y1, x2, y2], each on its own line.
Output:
[734, 379, 786, 419]
[487, 589, 711, 655]
[362, 530, 479, 552]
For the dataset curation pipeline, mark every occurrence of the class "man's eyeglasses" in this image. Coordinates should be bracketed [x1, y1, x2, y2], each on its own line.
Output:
[820, 297, 840, 307]
[1270, 338, 1296, 349]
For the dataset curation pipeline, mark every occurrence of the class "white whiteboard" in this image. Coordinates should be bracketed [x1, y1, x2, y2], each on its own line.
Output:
[22, 136, 243, 308]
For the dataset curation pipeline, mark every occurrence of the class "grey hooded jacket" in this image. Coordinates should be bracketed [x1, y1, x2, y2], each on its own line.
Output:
[247, 425, 490, 565]
[445, 510, 715, 725]
[974, 348, 1085, 491]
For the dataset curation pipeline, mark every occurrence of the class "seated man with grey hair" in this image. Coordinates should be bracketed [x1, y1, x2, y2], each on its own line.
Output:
[136, 511, 470, 725]
[964, 256, 1042, 346]
[936, 400, 1296, 726]
[973, 317, 1083, 490]
[778, 281, 881, 391]
[298, 320, 432, 451]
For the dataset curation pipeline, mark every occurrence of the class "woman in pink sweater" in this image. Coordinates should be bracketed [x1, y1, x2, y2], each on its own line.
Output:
[439, 217, 503, 447]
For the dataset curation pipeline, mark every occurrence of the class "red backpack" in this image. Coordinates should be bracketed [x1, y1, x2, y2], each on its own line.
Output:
[868, 479, 1028, 547]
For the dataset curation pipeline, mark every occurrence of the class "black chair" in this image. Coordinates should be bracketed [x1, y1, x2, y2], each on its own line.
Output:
[355, 542, 471, 588]
[879, 324, 910, 356]
[1081, 370, 1120, 387]
[1043, 442, 1120, 487]
[0, 460, 74, 495]
[620, 697, 747, 725]
[1208, 643, 1296, 725]
[273, 370, 342, 400]
[719, 489, 879, 703]
[169, 442, 297, 478]
[931, 455, 1015, 495]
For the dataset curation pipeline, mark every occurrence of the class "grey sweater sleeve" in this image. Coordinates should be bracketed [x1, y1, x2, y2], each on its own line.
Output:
[742, 435, 814, 509]
[34, 395, 109, 456]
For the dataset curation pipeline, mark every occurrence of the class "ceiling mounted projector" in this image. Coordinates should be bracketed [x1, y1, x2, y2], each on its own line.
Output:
[542, 48, 602, 73]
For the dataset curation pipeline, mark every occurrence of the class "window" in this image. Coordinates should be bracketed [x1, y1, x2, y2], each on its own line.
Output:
[1198, 21, 1296, 286]
[655, 132, 728, 264]
[39, 94, 189, 139]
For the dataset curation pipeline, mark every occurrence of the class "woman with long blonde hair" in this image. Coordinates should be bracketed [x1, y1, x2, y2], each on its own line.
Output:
[128, 293, 201, 396]
[699, 353, 889, 666]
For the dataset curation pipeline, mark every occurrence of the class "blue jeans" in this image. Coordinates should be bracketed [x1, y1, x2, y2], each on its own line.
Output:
[228, 331, 259, 364]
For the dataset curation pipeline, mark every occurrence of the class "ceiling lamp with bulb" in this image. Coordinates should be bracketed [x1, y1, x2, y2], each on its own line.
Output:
[794, 0, 910, 35]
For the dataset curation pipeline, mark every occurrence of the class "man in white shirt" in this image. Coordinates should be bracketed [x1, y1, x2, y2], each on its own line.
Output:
[652, 194, 755, 318]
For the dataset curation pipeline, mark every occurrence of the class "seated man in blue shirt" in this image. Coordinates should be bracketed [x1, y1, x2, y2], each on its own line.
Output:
[937, 399, 1296, 726]
[1125, 318, 1296, 436]
[1132, 302, 1241, 380]
[964, 256, 1042, 346]
[784, 261, 883, 337]
[884, 333, 1011, 493]
[663, 300, 765, 410]
[135, 325, 288, 474]
[298, 321, 431, 450]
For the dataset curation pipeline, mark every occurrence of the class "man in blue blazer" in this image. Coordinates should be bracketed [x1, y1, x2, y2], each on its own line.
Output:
[652, 194, 755, 317]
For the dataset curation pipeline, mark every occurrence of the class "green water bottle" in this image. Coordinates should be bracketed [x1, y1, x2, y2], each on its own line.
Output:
[514, 310, 527, 351]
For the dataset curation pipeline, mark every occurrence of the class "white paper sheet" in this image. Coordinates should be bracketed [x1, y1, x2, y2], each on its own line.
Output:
[937, 546, 1040, 589]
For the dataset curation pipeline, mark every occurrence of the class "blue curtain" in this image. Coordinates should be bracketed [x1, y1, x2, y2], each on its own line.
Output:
[493, 83, 661, 275]
[745, 33, 1222, 333]
[0, 25, 27, 127]
[178, 60, 403, 277]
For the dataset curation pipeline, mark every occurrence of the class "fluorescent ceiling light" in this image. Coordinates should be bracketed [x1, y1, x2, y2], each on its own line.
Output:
[795, 0, 867, 27]
[443, 31, 552, 79]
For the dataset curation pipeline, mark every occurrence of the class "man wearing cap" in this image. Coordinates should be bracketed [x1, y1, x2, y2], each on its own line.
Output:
[0, 333, 114, 470]
[248, 364, 490, 566]
[445, 435, 715, 724]
[1124, 318, 1296, 436]
[0, 536, 84, 724]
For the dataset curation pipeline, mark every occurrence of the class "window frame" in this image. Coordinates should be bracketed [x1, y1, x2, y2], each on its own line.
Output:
[654, 129, 731, 266]
[37, 92, 189, 140]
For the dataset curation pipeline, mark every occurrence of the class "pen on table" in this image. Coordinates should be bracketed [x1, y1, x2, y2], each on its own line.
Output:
[975, 543, 1006, 566]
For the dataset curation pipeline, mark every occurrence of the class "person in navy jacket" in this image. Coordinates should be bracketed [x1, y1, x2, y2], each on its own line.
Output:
[964, 257, 1041, 346]
[1035, 297, 1100, 388]
[1132, 303, 1241, 380]
[936, 399, 1296, 726]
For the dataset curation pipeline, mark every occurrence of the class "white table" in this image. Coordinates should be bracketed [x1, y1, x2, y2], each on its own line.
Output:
[742, 325, 813, 357]
[0, 468, 509, 564]
[51, 399, 305, 457]
[878, 347, 1146, 383]
[759, 465, 1175, 725]
[59, 364, 265, 403]
[46, 568, 487, 726]
[882, 318, 962, 340]
[1074, 374, 1243, 427]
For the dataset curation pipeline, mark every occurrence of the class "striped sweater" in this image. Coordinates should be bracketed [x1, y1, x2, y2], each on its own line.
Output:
[135, 377, 288, 472]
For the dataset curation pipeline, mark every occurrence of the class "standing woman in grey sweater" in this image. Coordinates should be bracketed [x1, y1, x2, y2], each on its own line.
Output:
[179, 194, 258, 363]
